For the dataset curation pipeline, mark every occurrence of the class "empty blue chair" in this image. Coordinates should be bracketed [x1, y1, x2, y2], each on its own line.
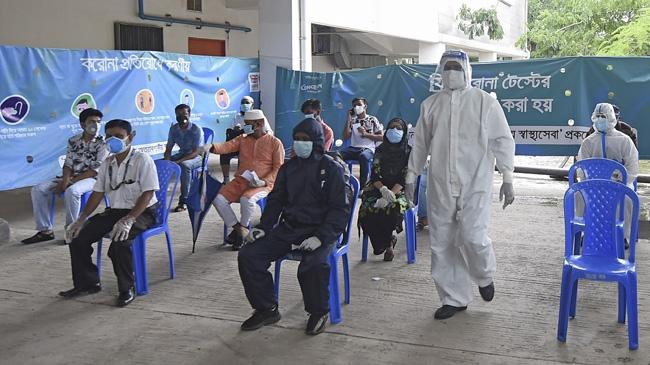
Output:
[202, 127, 214, 144]
[568, 158, 627, 252]
[361, 175, 420, 264]
[557, 179, 640, 350]
[274, 175, 360, 324]
[97, 160, 181, 295]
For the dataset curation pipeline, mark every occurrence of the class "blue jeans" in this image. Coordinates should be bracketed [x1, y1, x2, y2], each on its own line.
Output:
[339, 146, 374, 188]
[171, 153, 203, 204]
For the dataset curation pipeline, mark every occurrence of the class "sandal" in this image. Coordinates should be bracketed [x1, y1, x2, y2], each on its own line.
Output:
[383, 236, 397, 262]
[173, 204, 187, 212]
[416, 221, 428, 232]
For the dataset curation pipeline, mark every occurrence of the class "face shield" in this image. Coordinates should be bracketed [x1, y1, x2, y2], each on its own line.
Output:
[591, 103, 617, 133]
[433, 50, 472, 91]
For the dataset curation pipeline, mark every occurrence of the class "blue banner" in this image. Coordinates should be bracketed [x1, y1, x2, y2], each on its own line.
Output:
[275, 57, 650, 158]
[0, 45, 259, 191]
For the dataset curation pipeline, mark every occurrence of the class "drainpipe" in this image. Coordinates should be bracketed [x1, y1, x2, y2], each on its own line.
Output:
[137, 0, 252, 32]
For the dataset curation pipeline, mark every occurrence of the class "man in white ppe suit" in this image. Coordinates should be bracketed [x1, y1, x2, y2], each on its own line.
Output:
[406, 50, 515, 320]
[577, 102, 638, 247]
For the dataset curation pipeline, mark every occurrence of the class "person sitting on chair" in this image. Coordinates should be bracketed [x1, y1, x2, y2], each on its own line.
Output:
[204, 109, 284, 250]
[22, 108, 108, 245]
[163, 104, 203, 212]
[237, 117, 350, 335]
[61, 119, 159, 307]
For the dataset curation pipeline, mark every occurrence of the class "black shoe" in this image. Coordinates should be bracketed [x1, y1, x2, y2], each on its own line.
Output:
[224, 230, 238, 245]
[231, 233, 243, 251]
[479, 282, 495, 302]
[434, 305, 467, 320]
[58, 283, 101, 298]
[22, 231, 55, 244]
[383, 236, 397, 262]
[306, 313, 328, 335]
[116, 287, 135, 307]
[241, 307, 281, 331]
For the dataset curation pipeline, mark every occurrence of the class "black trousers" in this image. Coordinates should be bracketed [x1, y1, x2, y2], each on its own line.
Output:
[238, 223, 334, 315]
[68, 208, 156, 292]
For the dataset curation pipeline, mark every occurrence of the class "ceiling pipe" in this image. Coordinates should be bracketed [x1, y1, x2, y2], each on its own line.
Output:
[137, 0, 252, 32]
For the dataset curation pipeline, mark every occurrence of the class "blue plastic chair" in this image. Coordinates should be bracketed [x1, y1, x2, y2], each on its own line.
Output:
[557, 179, 640, 350]
[568, 158, 628, 253]
[222, 197, 268, 242]
[361, 175, 420, 264]
[202, 127, 214, 144]
[97, 160, 181, 296]
[274, 175, 360, 324]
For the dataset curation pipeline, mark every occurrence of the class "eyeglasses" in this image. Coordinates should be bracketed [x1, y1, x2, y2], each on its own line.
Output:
[108, 157, 135, 191]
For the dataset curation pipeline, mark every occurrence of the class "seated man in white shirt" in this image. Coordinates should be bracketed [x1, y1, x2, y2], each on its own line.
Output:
[60, 119, 160, 307]
[340, 97, 383, 188]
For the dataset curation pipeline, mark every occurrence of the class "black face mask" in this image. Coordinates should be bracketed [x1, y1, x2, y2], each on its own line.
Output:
[176, 115, 188, 124]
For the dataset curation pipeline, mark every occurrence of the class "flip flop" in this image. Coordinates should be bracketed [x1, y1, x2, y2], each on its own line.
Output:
[173, 204, 187, 212]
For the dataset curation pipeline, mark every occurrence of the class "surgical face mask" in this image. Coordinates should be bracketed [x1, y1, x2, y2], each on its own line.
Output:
[443, 70, 465, 90]
[594, 117, 609, 133]
[242, 124, 255, 135]
[304, 113, 315, 119]
[84, 122, 99, 136]
[354, 105, 365, 115]
[293, 140, 313, 159]
[385, 128, 403, 144]
[106, 136, 130, 154]
[240, 103, 252, 113]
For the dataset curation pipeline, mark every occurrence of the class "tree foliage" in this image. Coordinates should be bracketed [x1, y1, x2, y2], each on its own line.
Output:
[518, 0, 650, 57]
[457, 4, 505, 40]
[598, 8, 650, 55]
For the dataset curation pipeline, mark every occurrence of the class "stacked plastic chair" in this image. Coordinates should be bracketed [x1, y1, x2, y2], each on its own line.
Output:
[557, 179, 640, 350]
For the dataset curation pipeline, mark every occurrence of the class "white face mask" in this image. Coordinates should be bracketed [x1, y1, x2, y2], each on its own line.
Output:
[443, 70, 466, 90]
[354, 105, 366, 115]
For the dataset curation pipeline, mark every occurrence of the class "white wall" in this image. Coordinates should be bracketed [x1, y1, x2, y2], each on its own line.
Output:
[0, 0, 259, 57]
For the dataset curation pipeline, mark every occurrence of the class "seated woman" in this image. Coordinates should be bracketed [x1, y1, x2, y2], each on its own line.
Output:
[359, 118, 411, 261]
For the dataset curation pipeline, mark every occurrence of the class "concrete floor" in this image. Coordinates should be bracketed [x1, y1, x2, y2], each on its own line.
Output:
[1, 169, 650, 365]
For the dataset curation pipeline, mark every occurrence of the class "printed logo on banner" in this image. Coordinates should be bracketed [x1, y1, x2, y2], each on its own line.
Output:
[1, 95, 30, 125]
[248, 72, 260, 92]
[180, 89, 195, 109]
[135, 89, 155, 114]
[70, 93, 97, 118]
[215, 88, 230, 109]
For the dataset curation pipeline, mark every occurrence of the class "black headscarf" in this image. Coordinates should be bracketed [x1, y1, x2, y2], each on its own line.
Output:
[377, 118, 410, 179]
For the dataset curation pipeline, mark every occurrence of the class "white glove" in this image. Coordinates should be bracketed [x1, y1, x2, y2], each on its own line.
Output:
[374, 198, 389, 209]
[66, 216, 86, 240]
[298, 236, 322, 252]
[405, 171, 417, 205]
[244, 228, 265, 244]
[499, 182, 515, 210]
[110, 216, 135, 242]
[379, 186, 396, 203]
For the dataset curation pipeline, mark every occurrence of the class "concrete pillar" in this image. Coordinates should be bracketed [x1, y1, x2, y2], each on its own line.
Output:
[478, 51, 498, 62]
[258, 0, 309, 129]
[418, 42, 446, 64]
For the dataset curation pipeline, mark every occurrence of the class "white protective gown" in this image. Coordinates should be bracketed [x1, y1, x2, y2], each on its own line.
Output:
[577, 113, 639, 240]
[408, 59, 515, 307]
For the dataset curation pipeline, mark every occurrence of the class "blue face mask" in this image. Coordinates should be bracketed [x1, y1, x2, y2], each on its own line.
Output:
[106, 136, 129, 154]
[240, 103, 252, 113]
[242, 124, 255, 135]
[594, 118, 609, 133]
[385, 128, 404, 144]
[293, 141, 313, 159]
